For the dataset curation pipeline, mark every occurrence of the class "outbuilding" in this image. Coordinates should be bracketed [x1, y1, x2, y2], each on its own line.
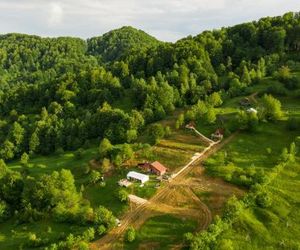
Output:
[211, 128, 224, 141]
[118, 179, 132, 188]
[138, 161, 167, 176]
[127, 171, 149, 184]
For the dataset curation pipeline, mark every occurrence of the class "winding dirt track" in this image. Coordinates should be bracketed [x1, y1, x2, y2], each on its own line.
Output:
[90, 133, 237, 250]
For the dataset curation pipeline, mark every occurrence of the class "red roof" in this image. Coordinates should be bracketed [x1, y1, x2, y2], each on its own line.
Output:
[151, 161, 167, 173]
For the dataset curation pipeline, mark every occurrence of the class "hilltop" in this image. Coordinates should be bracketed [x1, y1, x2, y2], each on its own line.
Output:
[87, 26, 162, 62]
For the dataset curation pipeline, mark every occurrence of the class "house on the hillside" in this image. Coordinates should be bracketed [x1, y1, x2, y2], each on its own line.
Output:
[138, 161, 167, 176]
[127, 171, 149, 184]
[211, 128, 224, 141]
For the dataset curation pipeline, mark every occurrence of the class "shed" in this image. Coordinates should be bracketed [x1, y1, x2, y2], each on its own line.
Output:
[127, 171, 149, 184]
[211, 128, 224, 141]
[138, 161, 167, 176]
[118, 179, 132, 188]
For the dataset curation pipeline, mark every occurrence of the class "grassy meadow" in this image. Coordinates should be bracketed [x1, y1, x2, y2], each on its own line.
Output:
[124, 214, 197, 250]
[219, 159, 300, 249]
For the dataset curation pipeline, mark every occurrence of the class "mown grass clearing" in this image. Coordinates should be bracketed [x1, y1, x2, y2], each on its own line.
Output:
[124, 214, 197, 250]
[0, 220, 87, 250]
[8, 146, 98, 178]
[83, 174, 129, 216]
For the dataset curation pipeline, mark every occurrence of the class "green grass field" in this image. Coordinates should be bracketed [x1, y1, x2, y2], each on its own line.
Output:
[124, 214, 197, 250]
[204, 92, 300, 175]
[0, 220, 87, 250]
[218, 159, 300, 249]
[8, 146, 98, 178]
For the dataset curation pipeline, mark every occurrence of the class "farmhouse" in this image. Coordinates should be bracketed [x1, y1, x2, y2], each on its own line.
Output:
[127, 171, 149, 184]
[138, 161, 167, 175]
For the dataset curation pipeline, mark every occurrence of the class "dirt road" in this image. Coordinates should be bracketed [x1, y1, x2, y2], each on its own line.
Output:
[90, 132, 238, 250]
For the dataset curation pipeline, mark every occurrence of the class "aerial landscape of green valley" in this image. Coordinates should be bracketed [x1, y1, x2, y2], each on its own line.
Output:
[0, 1, 300, 249]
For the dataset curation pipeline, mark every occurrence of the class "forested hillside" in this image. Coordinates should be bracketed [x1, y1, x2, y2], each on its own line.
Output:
[0, 11, 300, 250]
[87, 26, 162, 62]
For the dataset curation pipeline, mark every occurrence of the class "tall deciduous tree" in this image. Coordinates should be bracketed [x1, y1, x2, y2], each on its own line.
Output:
[261, 94, 283, 121]
[99, 138, 113, 159]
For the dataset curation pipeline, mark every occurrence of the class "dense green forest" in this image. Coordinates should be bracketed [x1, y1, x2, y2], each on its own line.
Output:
[0, 11, 300, 250]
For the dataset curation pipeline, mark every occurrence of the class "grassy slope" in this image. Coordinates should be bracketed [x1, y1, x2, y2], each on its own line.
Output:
[204, 74, 300, 174]
[220, 159, 300, 250]
[8, 147, 98, 177]
[0, 220, 87, 250]
[203, 74, 300, 249]
[209, 120, 299, 171]
[124, 215, 197, 250]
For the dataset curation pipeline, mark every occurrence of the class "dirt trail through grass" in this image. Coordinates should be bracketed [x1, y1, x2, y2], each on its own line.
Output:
[90, 133, 238, 250]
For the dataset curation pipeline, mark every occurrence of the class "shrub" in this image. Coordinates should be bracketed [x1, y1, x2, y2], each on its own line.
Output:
[94, 206, 116, 229]
[97, 225, 106, 236]
[78, 241, 90, 250]
[261, 94, 283, 121]
[164, 126, 172, 137]
[117, 189, 128, 203]
[101, 158, 111, 173]
[126, 227, 136, 242]
[276, 66, 291, 81]
[89, 170, 101, 185]
[147, 123, 165, 144]
[99, 138, 113, 159]
[175, 114, 185, 129]
[256, 191, 272, 208]
[26, 232, 44, 247]
[279, 147, 289, 162]
[82, 227, 95, 241]
[217, 239, 234, 250]
[207, 92, 223, 107]
[20, 152, 29, 166]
